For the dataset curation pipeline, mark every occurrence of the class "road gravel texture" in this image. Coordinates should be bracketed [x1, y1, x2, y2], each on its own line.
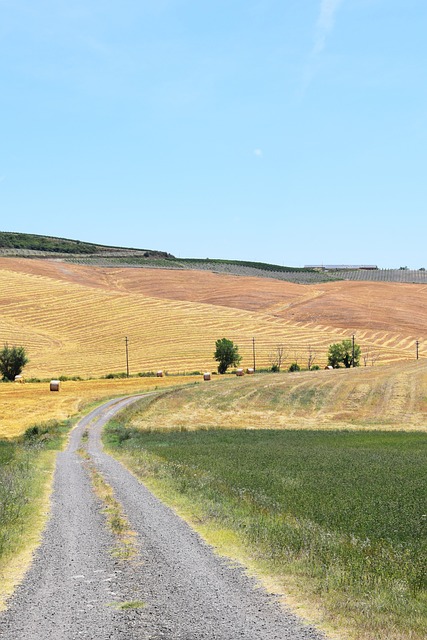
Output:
[0, 395, 327, 640]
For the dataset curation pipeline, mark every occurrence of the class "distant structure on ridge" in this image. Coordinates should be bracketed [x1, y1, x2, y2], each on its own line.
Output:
[305, 265, 378, 271]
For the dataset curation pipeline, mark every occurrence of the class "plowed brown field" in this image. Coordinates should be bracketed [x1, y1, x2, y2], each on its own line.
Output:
[0, 258, 425, 379]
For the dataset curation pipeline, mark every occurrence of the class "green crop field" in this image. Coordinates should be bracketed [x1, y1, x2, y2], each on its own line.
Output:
[105, 425, 427, 640]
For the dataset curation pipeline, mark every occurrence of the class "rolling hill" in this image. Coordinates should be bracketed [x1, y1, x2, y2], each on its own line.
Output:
[0, 258, 424, 378]
[122, 359, 427, 432]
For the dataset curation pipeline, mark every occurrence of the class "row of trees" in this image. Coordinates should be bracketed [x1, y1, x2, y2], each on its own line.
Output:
[214, 338, 372, 374]
[0, 338, 375, 381]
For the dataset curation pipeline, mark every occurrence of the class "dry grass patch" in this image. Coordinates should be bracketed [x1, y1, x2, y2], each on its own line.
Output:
[118, 361, 427, 434]
[0, 376, 200, 438]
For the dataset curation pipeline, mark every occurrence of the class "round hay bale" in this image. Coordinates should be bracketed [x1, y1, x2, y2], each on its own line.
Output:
[156, 370, 164, 378]
[236, 368, 244, 377]
[246, 368, 254, 375]
[203, 372, 211, 381]
[50, 379, 60, 392]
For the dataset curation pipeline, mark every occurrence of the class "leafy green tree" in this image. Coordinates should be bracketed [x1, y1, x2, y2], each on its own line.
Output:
[0, 344, 29, 381]
[214, 338, 241, 374]
[327, 340, 360, 368]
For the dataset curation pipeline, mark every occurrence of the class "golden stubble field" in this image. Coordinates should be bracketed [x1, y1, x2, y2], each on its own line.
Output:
[121, 360, 427, 434]
[0, 259, 425, 381]
[0, 375, 201, 438]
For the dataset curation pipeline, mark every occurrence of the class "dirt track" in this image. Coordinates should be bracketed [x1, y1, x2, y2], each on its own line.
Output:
[0, 396, 326, 640]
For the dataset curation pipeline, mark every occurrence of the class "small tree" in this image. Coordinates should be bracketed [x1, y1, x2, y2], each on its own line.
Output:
[214, 338, 241, 374]
[327, 339, 360, 368]
[0, 344, 29, 381]
[370, 350, 380, 366]
[269, 343, 286, 372]
[306, 344, 316, 370]
[362, 347, 379, 367]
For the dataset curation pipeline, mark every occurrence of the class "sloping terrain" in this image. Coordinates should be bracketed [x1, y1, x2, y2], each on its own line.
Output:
[119, 360, 427, 433]
[0, 258, 424, 378]
[0, 231, 171, 259]
[2, 259, 425, 334]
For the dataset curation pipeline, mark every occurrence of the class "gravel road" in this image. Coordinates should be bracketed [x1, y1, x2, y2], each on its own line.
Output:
[0, 395, 327, 640]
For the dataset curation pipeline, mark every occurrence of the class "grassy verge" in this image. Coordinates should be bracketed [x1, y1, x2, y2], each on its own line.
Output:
[0, 419, 71, 608]
[104, 425, 427, 640]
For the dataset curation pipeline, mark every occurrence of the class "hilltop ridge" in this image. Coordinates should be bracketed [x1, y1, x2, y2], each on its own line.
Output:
[0, 231, 173, 259]
[1, 231, 427, 284]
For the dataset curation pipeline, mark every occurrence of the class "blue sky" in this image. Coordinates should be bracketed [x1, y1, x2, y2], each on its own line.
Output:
[1, 1, 426, 267]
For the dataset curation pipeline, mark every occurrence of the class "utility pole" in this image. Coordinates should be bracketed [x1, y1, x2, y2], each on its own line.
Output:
[252, 337, 256, 372]
[416, 340, 419, 360]
[125, 336, 129, 377]
[352, 334, 355, 368]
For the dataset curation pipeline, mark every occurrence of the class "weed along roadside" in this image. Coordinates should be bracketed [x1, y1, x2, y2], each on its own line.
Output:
[0, 418, 72, 609]
[103, 379, 427, 640]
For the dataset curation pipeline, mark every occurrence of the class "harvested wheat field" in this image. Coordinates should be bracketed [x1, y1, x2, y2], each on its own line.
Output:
[0, 375, 201, 438]
[118, 360, 427, 433]
[0, 258, 425, 378]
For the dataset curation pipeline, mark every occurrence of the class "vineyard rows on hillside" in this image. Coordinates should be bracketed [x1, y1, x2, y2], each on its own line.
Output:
[1, 233, 426, 283]
[65, 257, 427, 284]
[332, 269, 427, 283]
[64, 257, 336, 282]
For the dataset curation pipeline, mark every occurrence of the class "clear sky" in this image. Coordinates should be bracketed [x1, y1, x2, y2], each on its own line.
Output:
[1, 1, 426, 268]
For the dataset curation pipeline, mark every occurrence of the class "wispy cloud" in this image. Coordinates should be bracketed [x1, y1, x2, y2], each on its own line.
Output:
[299, 0, 344, 95]
[313, 0, 344, 55]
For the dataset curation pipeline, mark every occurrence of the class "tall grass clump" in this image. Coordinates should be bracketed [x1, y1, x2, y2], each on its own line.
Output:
[0, 442, 32, 559]
[0, 420, 70, 565]
[104, 426, 427, 639]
